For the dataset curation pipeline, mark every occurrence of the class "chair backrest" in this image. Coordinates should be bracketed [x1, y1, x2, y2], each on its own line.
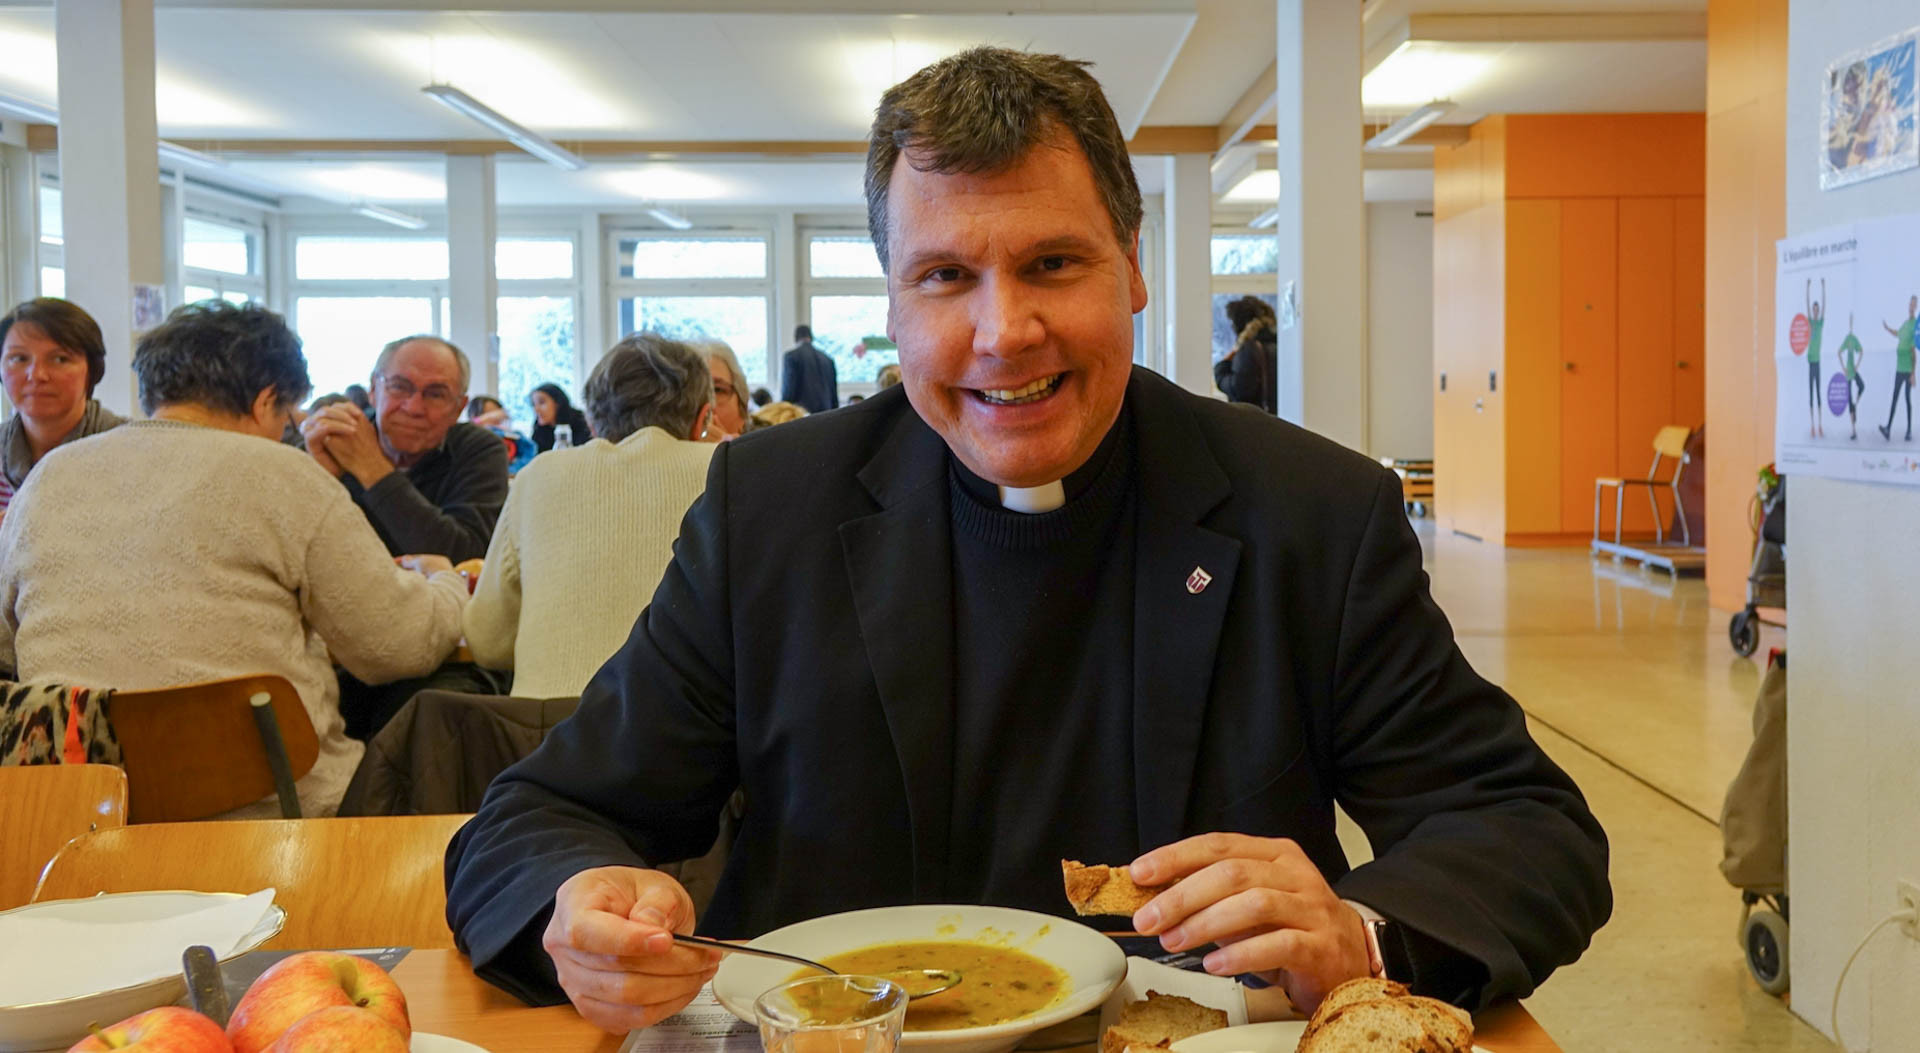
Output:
[32, 814, 472, 950]
[0, 764, 127, 911]
[112, 675, 319, 823]
[1652, 425, 1693, 461]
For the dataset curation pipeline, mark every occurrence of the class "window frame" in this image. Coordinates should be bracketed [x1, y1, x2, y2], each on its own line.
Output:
[608, 226, 776, 385]
[798, 227, 889, 398]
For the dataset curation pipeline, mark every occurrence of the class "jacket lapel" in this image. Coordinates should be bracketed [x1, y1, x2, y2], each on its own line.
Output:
[839, 409, 956, 900]
[1127, 372, 1242, 851]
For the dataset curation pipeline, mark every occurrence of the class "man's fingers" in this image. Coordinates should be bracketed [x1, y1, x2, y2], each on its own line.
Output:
[1194, 925, 1309, 978]
[1151, 885, 1314, 954]
[1134, 851, 1317, 935]
[569, 988, 707, 1035]
[629, 884, 694, 934]
[551, 940, 720, 977]
[1131, 833, 1299, 885]
[559, 954, 717, 1005]
[563, 905, 687, 957]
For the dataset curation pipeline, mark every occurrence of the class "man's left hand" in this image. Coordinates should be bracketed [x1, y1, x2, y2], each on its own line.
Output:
[303, 402, 394, 488]
[1129, 833, 1372, 1013]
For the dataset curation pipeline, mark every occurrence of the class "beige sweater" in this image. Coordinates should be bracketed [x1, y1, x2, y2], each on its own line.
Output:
[464, 428, 715, 698]
[0, 420, 468, 817]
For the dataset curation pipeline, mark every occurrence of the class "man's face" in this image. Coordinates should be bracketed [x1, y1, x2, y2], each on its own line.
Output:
[374, 339, 465, 458]
[884, 134, 1147, 487]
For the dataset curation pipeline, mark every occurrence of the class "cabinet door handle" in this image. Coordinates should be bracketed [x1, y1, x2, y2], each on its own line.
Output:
[1677, 360, 1691, 369]
[1474, 398, 1485, 414]
[1564, 362, 1577, 373]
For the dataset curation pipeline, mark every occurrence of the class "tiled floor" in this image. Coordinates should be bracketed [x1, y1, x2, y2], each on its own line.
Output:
[1406, 522, 1830, 1051]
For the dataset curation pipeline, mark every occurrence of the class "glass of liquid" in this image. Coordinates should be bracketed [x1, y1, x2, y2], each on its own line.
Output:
[755, 975, 907, 1053]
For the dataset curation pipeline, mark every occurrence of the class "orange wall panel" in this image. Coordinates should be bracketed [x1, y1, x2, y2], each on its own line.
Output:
[1560, 198, 1621, 533]
[1617, 197, 1678, 534]
[1674, 196, 1707, 428]
[1504, 198, 1564, 535]
[1505, 114, 1708, 200]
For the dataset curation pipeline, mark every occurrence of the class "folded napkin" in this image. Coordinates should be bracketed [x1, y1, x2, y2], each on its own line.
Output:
[0, 889, 277, 1006]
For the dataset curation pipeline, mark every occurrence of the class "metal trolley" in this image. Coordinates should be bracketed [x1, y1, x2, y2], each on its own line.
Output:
[1729, 470, 1786, 657]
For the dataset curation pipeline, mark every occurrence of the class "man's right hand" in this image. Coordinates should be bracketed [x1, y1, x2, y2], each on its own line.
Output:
[299, 416, 344, 478]
[542, 866, 721, 1034]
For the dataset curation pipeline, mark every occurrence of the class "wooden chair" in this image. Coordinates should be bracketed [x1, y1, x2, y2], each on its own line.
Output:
[1593, 425, 1696, 547]
[32, 814, 473, 950]
[112, 675, 319, 823]
[0, 764, 127, 911]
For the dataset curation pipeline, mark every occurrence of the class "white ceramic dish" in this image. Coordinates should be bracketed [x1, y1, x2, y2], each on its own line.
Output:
[412, 1034, 493, 1053]
[0, 891, 286, 1053]
[1170, 1019, 1490, 1053]
[712, 905, 1126, 1053]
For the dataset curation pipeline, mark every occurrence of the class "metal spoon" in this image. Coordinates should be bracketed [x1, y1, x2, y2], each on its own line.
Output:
[672, 933, 963, 999]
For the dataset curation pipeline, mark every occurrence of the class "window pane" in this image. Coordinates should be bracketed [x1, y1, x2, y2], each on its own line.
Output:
[1211, 235, 1278, 276]
[497, 296, 577, 435]
[39, 267, 64, 298]
[296, 237, 449, 281]
[294, 296, 434, 399]
[184, 218, 253, 275]
[224, 290, 253, 306]
[807, 295, 895, 384]
[185, 285, 217, 304]
[1212, 292, 1278, 355]
[39, 185, 60, 246]
[497, 238, 574, 281]
[620, 238, 765, 280]
[808, 236, 883, 279]
[619, 296, 768, 385]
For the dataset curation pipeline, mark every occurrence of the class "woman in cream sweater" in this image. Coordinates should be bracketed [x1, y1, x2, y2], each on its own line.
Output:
[0, 302, 468, 817]
[464, 333, 716, 698]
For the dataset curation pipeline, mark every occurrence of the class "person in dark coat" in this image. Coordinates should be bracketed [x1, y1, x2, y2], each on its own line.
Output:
[1215, 295, 1277, 412]
[779, 325, 839, 414]
[529, 383, 593, 452]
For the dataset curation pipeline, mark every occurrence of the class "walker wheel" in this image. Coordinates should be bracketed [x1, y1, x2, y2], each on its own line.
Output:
[1730, 610, 1760, 657]
[1744, 908, 1790, 995]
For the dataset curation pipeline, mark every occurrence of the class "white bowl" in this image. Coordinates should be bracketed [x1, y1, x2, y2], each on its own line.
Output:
[712, 905, 1125, 1053]
[0, 891, 286, 1053]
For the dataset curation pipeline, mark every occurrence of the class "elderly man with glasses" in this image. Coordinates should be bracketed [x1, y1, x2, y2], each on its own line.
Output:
[303, 335, 508, 563]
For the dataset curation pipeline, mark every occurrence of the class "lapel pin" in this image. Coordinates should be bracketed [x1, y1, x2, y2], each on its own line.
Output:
[1186, 567, 1212, 594]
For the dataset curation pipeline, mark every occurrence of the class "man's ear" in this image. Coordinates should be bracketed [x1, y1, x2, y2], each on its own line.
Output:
[251, 388, 283, 433]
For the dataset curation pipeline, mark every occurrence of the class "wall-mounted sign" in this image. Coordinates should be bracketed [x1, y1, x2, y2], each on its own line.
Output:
[1821, 27, 1919, 190]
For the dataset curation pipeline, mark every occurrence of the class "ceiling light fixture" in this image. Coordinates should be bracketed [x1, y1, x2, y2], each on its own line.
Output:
[353, 202, 430, 231]
[421, 83, 587, 172]
[644, 206, 693, 231]
[0, 92, 57, 125]
[157, 141, 229, 170]
[1366, 100, 1457, 150]
[1249, 207, 1280, 229]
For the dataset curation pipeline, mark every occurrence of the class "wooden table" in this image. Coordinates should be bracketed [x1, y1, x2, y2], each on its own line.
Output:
[393, 950, 1563, 1053]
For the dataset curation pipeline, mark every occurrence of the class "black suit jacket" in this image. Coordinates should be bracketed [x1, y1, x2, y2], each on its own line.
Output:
[781, 341, 839, 413]
[445, 370, 1609, 1009]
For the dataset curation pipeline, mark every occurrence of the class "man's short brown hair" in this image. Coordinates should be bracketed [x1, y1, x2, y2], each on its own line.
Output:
[864, 46, 1143, 273]
[0, 298, 107, 395]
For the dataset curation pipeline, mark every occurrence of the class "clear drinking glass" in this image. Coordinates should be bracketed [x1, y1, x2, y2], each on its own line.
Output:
[754, 975, 908, 1053]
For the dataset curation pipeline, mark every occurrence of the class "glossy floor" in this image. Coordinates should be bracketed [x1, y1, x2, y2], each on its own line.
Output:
[1414, 523, 1829, 1051]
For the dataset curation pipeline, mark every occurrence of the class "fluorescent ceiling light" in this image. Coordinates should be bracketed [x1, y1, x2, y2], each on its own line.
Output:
[353, 203, 429, 231]
[1249, 207, 1280, 229]
[645, 206, 693, 231]
[0, 92, 57, 125]
[1224, 169, 1280, 204]
[422, 83, 587, 172]
[1366, 100, 1458, 150]
[1362, 40, 1505, 110]
[157, 141, 228, 169]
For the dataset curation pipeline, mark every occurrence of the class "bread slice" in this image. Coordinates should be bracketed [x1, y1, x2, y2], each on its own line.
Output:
[1297, 978, 1407, 1044]
[1061, 860, 1170, 917]
[1099, 992, 1228, 1053]
[1297, 978, 1472, 1053]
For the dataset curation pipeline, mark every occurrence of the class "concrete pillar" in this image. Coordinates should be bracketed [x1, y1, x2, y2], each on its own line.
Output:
[1162, 153, 1214, 396]
[444, 153, 497, 397]
[159, 174, 184, 311]
[1273, 0, 1366, 451]
[56, 0, 164, 416]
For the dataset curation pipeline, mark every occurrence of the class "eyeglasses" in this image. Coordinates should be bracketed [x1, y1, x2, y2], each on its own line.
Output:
[379, 375, 461, 411]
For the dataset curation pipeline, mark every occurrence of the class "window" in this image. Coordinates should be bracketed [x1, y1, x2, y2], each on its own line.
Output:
[497, 238, 574, 281]
[297, 237, 449, 281]
[39, 185, 62, 247]
[1210, 231, 1279, 360]
[619, 296, 769, 385]
[620, 237, 766, 280]
[498, 296, 577, 434]
[292, 296, 436, 399]
[808, 236, 883, 279]
[800, 229, 888, 398]
[1211, 235, 1279, 275]
[184, 218, 252, 275]
[39, 267, 63, 299]
[611, 231, 773, 385]
[184, 212, 267, 306]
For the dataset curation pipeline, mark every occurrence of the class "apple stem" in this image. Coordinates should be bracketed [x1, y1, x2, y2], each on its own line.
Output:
[87, 1023, 122, 1049]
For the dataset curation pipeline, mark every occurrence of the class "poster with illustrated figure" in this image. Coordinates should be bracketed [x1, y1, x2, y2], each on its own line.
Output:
[1821, 27, 1919, 190]
[1775, 213, 1920, 487]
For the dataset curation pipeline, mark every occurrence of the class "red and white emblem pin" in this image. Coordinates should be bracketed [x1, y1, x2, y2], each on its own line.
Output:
[1186, 567, 1213, 594]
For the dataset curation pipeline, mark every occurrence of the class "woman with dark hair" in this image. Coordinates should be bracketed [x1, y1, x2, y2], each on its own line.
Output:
[0, 298, 127, 520]
[529, 383, 592, 453]
[0, 301, 468, 817]
[1214, 294, 1277, 413]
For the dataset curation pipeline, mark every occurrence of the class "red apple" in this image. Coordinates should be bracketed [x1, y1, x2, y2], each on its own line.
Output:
[264, 1006, 407, 1052]
[67, 1006, 232, 1052]
[225, 952, 409, 1053]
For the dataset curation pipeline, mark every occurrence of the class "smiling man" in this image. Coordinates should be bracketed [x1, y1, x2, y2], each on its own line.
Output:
[301, 335, 507, 563]
[446, 48, 1610, 1032]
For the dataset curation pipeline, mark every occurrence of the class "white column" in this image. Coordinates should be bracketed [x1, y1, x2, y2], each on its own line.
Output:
[577, 210, 605, 377]
[55, 0, 163, 417]
[1161, 153, 1214, 396]
[772, 208, 799, 386]
[0, 140, 35, 311]
[444, 154, 497, 396]
[159, 173, 184, 311]
[1273, 0, 1366, 450]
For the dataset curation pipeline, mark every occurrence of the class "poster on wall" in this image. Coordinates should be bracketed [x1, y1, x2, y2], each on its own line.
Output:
[1775, 213, 1920, 486]
[1820, 27, 1919, 190]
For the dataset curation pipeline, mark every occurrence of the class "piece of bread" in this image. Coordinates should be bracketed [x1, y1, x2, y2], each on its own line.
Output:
[1061, 859, 1170, 917]
[1099, 992, 1228, 1053]
[1295, 978, 1473, 1053]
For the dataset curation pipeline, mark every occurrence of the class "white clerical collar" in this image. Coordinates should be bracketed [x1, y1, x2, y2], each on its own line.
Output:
[998, 481, 1066, 514]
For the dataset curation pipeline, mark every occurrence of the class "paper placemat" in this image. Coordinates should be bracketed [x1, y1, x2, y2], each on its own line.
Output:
[0, 889, 277, 1006]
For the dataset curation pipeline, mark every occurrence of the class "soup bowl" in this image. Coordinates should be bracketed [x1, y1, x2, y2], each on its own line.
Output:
[712, 904, 1126, 1053]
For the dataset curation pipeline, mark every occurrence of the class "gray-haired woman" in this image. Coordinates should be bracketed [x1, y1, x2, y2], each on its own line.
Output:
[700, 339, 755, 440]
[0, 301, 468, 817]
[463, 332, 718, 698]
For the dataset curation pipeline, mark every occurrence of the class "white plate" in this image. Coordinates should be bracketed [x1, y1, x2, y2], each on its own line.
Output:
[412, 1034, 493, 1053]
[1171, 1019, 1491, 1053]
[0, 891, 285, 1053]
[711, 904, 1126, 1053]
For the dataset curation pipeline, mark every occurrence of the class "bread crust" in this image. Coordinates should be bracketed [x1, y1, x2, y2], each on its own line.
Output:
[1295, 978, 1473, 1053]
[1099, 991, 1228, 1053]
[1061, 859, 1171, 917]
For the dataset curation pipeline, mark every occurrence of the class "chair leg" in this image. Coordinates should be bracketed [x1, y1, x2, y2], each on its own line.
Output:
[249, 692, 303, 819]
[1614, 486, 1626, 545]
[1673, 479, 1691, 547]
[1647, 483, 1665, 546]
[1593, 481, 1604, 542]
